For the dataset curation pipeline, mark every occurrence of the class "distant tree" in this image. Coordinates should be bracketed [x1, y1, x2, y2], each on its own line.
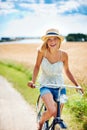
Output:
[66, 33, 87, 42]
[66, 35, 75, 41]
[1, 37, 11, 42]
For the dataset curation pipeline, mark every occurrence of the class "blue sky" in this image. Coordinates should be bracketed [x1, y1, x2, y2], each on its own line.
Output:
[0, 0, 87, 37]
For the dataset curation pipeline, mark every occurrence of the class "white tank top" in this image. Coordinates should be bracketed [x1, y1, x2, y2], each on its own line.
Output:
[39, 54, 64, 88]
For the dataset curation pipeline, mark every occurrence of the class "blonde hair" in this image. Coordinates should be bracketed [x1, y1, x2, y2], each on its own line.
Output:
[38, 37, 61, 52]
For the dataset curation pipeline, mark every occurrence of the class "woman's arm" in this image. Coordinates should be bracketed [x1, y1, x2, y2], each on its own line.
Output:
[28, 50, 43, 88]
[63, 52, 78, 86]
[63, 51, 84, 93]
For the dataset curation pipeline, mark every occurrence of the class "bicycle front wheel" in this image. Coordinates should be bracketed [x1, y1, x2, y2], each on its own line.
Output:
[53, 124, 60, 130]
[53, 124, 69, 130]
[36, 95, 44, 122]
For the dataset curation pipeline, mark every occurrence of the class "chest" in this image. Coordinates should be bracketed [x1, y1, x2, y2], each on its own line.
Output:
[44, 49, 63, 63]
[41, 58, 63, 75]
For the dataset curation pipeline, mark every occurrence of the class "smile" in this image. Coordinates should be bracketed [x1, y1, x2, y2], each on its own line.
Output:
[50, 44, 56, 47]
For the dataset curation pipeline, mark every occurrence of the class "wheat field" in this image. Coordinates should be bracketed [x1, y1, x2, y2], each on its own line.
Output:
[0, 42, 87, 84]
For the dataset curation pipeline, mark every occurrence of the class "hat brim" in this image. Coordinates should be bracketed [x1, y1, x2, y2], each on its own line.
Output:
[41, 35, 64, 42]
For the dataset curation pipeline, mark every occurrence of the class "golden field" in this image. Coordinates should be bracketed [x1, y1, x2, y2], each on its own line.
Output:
[0, 42, 87, 84]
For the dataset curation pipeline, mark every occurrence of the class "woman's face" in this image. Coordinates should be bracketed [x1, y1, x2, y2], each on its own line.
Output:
[47, 36, 60, 49]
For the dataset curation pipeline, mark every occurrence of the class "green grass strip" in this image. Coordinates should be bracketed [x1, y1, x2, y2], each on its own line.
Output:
[0, 60, 39, 106]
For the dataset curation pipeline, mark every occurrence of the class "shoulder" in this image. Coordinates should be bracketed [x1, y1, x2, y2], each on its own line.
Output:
[37, 48, 46, 59]
[37, 48, 47, 57]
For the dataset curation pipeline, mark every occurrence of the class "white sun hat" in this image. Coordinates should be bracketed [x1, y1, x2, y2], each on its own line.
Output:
[41, 28, 64, 42]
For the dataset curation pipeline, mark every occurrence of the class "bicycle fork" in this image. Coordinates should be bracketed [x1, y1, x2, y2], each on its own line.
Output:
[53, 89, 67, 129]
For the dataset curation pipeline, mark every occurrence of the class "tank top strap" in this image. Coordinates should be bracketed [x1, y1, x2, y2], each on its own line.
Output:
[59, 50, 62, 61]
[44, 49, 47, 57]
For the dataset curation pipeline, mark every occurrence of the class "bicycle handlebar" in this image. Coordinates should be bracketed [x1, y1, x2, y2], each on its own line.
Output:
[36, 84, 83, 95]
[36, 83, 81, 88]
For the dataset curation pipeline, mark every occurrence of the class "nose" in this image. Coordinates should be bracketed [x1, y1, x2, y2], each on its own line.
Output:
[48, 38, 55, 43]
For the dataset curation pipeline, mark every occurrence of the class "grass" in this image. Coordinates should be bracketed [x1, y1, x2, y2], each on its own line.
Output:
[0, 60, 39, 106]
[0, 60, 87, 130]
[64, 88, 87, 130]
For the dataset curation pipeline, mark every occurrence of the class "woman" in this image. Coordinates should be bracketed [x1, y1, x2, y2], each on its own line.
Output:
[27, 28, 83, 130]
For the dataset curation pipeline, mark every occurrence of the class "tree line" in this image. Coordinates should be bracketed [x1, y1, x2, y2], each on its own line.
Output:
[0, 33, 87, 42]
[66, 33, 87, 42]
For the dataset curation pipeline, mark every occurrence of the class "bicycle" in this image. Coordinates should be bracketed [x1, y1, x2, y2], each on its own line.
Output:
[36, 84, 83, 130]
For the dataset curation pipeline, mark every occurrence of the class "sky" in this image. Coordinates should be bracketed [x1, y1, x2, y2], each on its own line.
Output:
[0, 0, 87, 37]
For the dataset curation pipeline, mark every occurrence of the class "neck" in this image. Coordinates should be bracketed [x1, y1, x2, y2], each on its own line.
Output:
[48, 48, 59, 54]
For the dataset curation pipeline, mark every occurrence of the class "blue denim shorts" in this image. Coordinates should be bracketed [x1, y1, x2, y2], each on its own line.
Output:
[40, 87, 66, 101]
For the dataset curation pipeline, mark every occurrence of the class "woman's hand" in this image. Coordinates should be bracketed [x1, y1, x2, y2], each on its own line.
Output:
[76, 86, 84, 95]
[27, 81, 36, 88]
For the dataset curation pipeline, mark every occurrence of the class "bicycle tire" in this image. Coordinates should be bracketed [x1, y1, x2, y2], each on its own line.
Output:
[36, 95, 44, 122]
[36, 95, 54, 130]
[54, 124, 69, 130]
[53, 124, 60, 130]
[53, 125, 68, 130]
[36, 95, 67, 130]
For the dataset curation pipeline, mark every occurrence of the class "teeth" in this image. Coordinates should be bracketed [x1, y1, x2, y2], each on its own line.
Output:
[50, 44, 56, 46]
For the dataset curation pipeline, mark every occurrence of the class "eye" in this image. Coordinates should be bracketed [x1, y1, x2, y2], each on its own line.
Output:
[47, 37, 58, 42]
[47, 39, 52, 42]
[54, 37, 58, 40]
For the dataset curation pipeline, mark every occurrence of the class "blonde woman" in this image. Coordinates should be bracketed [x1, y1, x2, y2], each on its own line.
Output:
[28, 28, 83, 130]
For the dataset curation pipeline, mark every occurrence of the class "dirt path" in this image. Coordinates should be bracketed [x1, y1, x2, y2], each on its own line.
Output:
[0, 76, 37, 130]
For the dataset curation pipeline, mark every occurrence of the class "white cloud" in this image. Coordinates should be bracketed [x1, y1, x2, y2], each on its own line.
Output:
[56, 14, 87, 35]
[0, 1, 18, 15]
[57, 0, 79, 13]
[78, 0, 87, 5]
[0, 9, 18, 15]
[56, 0, 87, 14]
[0, 0, 87, 37]
[0, 2, 14, 9]
[19, 3, 57, 16]
[1, 11, 87, 37]
[1, 13, 46, 36]
[33, 4, 57, 16]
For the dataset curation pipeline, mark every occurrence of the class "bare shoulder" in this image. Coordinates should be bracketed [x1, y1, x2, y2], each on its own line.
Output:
[35, 49, 44, 66]
[37, 49, 45, 61]
[37, 49, 44, 56]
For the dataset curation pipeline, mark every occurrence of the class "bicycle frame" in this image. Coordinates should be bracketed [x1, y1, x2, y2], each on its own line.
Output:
[36, 84, 82, 130]
[51, 87, 67, 129]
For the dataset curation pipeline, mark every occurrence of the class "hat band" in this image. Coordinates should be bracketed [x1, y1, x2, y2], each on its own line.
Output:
[46, 32, 59, 35]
